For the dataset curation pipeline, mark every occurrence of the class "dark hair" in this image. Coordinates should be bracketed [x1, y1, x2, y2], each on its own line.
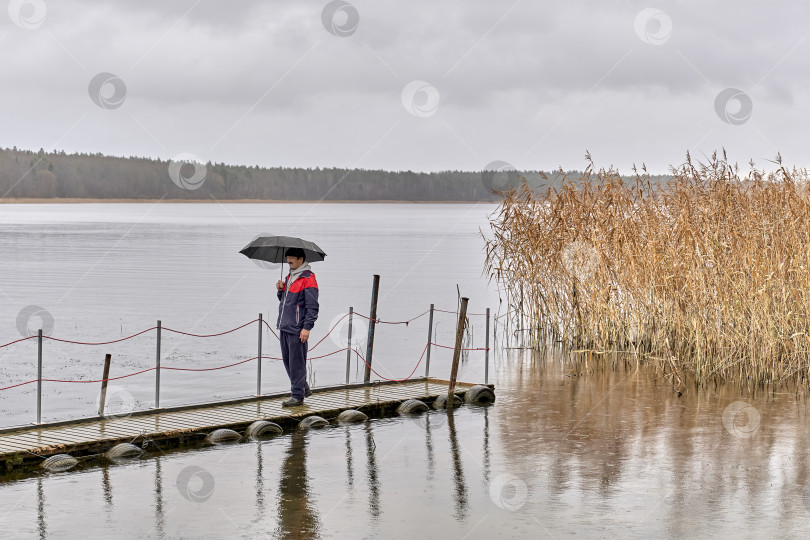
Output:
[285, 247, 306, 261]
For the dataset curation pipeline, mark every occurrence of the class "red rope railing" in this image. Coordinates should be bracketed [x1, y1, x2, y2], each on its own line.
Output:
[0, 305, 488, 351]
[350, 343, 429, 382]
[44, 326, 158, 346]
[163, 319, 258, 338]
[0, 306, 489, 392]
[309, 346, 351, 361]
[430, 342, 490, 351]
[261, 319, 281, 341]
[299, 312, 348, 352]
[353, 310, 430, 325]
[0, 379, 39, 391]
[0, 335, 38, 350]
[44, 367, 157, 384]
[0, 341, 475, 390]
[160, 357, 257, 372]
[434, 308, 488, 316]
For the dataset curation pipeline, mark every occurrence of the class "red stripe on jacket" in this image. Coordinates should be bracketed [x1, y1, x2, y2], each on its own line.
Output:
[288, 274, 318, 293]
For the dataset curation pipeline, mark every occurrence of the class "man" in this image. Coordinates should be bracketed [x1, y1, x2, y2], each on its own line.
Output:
[276, 247, 319, 407]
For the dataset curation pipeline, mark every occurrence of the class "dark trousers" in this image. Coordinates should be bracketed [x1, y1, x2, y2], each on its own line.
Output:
[280, 330, 310, 399]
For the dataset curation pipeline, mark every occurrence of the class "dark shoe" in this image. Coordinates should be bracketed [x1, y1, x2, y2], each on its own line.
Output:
[305, 388, 312, 398]
[281, 397, 304, 407]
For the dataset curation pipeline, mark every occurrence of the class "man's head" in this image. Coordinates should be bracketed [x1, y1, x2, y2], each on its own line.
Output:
[285, 248, 306, 270]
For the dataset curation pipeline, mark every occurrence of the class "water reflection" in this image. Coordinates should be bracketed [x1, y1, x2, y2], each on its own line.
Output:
[36, 477, 45, 540]
[154, 456, 165, 538]
[255, 441, 265, 518]
[446, 409, 468, 521]
[275, 432, 321, 539]
[482, 406, 491, 485]
[364, 424, 381, 522]
[344, 427, 354, 490]
[495, 348, 810, 536]
[102, 465, 112, 510]
[14, 348, 810, 537]
[424, 413, 435, 481]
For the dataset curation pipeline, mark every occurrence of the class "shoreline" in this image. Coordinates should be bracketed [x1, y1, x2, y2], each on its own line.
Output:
[0, 198, 493, 204]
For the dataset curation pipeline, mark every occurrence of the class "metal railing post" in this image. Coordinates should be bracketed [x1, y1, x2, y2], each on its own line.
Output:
[345, 307, 353, 385]
[36, 329, 42, 424]
[425, 304, 434, 378]
[257, 314, 263, 396]
[155, 320, 161, 409]
[485, 308, 490, 385]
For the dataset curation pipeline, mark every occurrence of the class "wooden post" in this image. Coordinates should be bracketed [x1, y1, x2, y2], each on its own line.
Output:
[485, 307, 490, 385]
[447, 297, 468, 404]
[346, 307, 353, 385]
[364, 275, 380, 383]
[36, 329, 42, 424]
[424, 304, 434, 378]
[256, 314, 263, 396]
[98, 353, 112, 416]
[155, 320, 161, 409]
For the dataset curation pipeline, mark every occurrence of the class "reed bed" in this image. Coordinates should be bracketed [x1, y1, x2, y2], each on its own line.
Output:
[485, 151, 810, 388]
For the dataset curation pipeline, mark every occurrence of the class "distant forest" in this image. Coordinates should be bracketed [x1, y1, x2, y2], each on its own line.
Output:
[0, 147, 667, 201]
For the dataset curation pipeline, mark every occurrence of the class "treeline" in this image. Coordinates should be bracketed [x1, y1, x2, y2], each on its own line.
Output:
[0, 147, 667, 201]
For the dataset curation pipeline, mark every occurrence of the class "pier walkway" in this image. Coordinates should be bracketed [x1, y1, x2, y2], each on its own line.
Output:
[0, 378, 488, 469]
[0, 295, 493, 471]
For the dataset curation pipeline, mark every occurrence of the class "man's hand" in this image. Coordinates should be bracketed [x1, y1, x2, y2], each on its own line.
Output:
[299, 329, 310, 343]
[276, 280, 285, 291]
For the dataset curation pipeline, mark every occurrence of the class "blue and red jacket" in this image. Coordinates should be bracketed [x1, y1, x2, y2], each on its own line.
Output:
[276, 269, 319, 334]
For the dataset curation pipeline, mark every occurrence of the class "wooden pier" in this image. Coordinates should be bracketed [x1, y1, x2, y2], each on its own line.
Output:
[0, 378, 492, 471]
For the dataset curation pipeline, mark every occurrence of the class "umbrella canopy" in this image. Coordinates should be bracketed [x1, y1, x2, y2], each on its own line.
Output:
[239, 235, 327, 265]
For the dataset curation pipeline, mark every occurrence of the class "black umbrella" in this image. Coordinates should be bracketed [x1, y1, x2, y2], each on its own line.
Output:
[239, 235, 327, 278]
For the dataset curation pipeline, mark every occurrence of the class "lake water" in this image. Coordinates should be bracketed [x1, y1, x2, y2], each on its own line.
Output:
[0, 203, 500, 425]
[1, 203, 809, 539]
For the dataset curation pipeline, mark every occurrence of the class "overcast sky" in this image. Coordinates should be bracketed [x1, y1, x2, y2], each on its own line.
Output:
[1, 0, 807, 174]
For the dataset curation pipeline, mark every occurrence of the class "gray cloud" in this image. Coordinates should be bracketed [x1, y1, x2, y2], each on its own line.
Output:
[0, 0, 808, 173]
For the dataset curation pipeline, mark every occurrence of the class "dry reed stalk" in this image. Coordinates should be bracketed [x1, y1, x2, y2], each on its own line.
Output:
[484, 150, 810, 389]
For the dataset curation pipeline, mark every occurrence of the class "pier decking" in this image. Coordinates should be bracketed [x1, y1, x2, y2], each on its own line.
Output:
[0, 378, 490, 470]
